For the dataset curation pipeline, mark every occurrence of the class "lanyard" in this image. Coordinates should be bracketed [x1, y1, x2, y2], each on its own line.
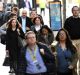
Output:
[28, 45, 37, 61]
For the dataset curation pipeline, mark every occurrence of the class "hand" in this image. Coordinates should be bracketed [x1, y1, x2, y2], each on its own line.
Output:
[40, 49, 45, 55]
[17, 28, 20, 35]
[68, 65, 74, 69]
[7, 19, 12, 24]
[17, 20, 22, 28]
[53, 52, 57, 56]
[26, 27, 30, 30]
[18, 23, 22, 28]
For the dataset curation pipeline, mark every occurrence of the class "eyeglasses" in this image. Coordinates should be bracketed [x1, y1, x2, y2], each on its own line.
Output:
[26, 37, 36, 39]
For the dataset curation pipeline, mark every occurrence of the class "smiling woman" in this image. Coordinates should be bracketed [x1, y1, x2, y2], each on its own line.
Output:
[6, 18, 25, 73]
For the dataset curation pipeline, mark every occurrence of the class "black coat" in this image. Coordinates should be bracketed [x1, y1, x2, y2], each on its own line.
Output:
[17, 43, 57, 75]
[18, 16, 33, 29]
[37, 33, 54, 46]
[64, 16, 80, 40]
[6, 28, 25, 60]
[37, 25, 54, 46]
[0, 11, 5, 26]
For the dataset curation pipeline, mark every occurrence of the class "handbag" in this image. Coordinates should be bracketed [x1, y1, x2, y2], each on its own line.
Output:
[3, 57, 10, 66]
[1, 34, 6, 44]
[3, 51, 10, 66]
[18, 36, 26, 49]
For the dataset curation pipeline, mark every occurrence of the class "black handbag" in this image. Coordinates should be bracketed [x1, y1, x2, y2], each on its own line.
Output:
[3, 56, 10, 66]
[18, 36, 26, 49]
[3, 51, 10, 66]
[1, 34, 6, 44]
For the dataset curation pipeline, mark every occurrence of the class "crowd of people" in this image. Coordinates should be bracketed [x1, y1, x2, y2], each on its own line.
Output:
[0, 4, 80, 75]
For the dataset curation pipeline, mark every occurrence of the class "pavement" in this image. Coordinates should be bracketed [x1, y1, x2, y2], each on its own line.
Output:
[0, 43, 15, 75]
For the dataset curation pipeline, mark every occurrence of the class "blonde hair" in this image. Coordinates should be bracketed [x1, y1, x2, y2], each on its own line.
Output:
[25, 31, 36, 39]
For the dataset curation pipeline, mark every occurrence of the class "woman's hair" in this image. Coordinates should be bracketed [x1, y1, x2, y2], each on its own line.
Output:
[40, 25, 53, 34]
[56, 28, 76, 53]
[33, 16, 42, 24]
[7, 18, 18, 30]
[38, 15, 44, 25]
[11, 7, 19, 12]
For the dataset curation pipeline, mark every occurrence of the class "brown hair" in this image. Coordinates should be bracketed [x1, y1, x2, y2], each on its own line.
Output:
[11, 7, 19, 12]
[56, 28, 76, 54]
[72, 6, 79, 11]
[7, 18, 17, 30]
[33, 16, 42, 24]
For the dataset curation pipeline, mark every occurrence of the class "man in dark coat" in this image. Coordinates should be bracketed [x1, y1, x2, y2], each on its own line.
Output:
[18, 9, 33, 33]
[17, 31, 57, 75]
[64, 6, 80, 75]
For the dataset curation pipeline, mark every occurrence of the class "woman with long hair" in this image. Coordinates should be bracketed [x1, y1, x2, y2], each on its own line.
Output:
[37, 25, 54, 46]
[52, 28, 78, 75]
[6, 18, 25, 73]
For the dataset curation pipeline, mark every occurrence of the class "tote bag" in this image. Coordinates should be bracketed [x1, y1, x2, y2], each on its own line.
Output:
[18, 36, 26, 49]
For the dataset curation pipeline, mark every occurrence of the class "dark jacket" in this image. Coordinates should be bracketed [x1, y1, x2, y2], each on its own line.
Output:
[18, 16, 33, 29]
[37, 33, 54, 46]
[6, 27, 25, 60]
[30, 25, 41, 34]
[64, 16, 80, 40]
[17, 43, 57, 75]
[37, 25, 54, 46]
[0, 11, 5, 26]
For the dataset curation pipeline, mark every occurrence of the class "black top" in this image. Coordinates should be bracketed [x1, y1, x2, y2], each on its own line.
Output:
[18, 16, 33, 29]
[64, 16, 80, 40]
[6, 28, 25, 60]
